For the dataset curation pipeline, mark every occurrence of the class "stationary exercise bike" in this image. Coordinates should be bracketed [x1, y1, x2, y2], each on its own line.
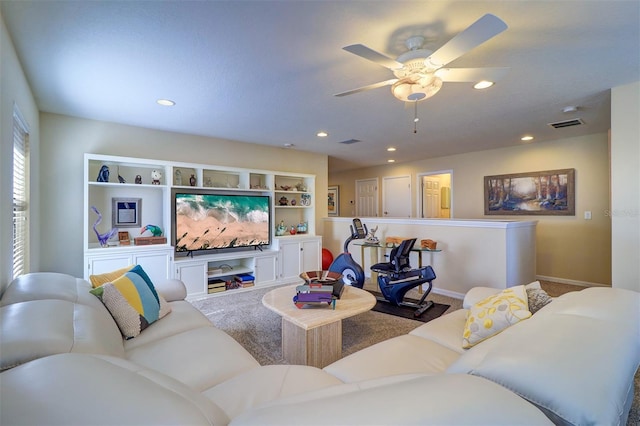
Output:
[328, 218, 367, 288]
[371, 238, 436, 317]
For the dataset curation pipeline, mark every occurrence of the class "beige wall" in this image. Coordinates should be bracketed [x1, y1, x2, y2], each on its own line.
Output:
[611, 81, 640, 292]
[329, 134, 611, 286]
[39, 113, 328, 278]
[0, 12, 40, 293]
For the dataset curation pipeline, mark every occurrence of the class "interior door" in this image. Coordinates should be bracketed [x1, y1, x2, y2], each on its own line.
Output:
[356, 178, 378, 217]
[382, 175, 411, 217]
[421, 176, 441, 218]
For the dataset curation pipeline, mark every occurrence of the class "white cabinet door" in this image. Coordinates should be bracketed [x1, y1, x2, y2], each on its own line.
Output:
[279, 241, 302, 281]
[301, 238, 321, 272]
[278, 237, 322, 282]
[133, 250, 172, 284]
[255, 254, 277, 285]
[85, 254, 132, 279]
[175, 262, 207, 297]
[85, 248, 172, 283]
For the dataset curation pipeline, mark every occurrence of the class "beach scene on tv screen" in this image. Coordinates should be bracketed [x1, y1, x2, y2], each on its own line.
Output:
[175, 193, 269, 251]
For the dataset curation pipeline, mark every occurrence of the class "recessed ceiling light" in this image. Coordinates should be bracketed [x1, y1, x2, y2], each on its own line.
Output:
[317, 131, 328, 137]
[283, 143, 295, 148]
[473, 81, 494, 90]
[387, 159, 395, 163]
[387, 147, 396, 152]
[521, 135, 534, 141]
[156, 99, 175, 106]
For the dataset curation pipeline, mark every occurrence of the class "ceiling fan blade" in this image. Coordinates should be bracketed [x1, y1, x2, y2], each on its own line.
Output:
[427, 14, 508, 68]
[435, 67, 509, 82]
[334, 78, 398, 97]
[343, 44, 404, 70]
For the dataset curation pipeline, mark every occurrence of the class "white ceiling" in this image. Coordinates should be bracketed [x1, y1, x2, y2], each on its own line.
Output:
[2, 1, 639, 173]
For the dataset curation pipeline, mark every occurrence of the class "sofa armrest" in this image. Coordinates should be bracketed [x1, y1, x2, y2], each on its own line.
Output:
[154, 279, 187, 302]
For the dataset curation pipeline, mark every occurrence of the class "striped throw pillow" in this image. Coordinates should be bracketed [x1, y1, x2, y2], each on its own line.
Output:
[90, 265, 171, 339]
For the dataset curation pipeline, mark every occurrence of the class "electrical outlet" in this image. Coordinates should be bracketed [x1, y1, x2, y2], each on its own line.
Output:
[584, 211, 592, 220]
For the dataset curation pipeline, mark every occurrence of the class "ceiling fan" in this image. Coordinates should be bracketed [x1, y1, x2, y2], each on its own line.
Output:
[335, 14, 509, 102]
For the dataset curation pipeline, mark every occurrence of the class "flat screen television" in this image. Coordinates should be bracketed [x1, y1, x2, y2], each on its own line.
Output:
[172, 189, 271, 254]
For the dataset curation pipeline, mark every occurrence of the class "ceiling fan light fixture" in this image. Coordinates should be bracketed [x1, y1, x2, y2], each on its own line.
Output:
[391, 76, 443, 102]
[473, 80, 494, 89]
[156, 99, 175, 106]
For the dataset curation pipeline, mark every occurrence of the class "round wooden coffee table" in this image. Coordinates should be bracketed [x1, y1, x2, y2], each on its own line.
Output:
[262, 284, 376, 368]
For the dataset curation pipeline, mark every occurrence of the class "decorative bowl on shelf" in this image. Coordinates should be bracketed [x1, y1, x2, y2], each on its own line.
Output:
[299, 270, 343, 285]
[279, 185, 292, 191]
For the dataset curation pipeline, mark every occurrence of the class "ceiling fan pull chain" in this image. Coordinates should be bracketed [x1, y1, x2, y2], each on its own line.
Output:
[413, 102, 419, 134]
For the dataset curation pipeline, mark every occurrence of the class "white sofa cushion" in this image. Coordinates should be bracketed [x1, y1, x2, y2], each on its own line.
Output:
[323, 334, 460, 382]
[1, 299, 125, 371]
[126, 325, 260, 391]
[123, 300, 214, 351]
[204, 365, 344, 419]
[448, 287, 640, 426]
[409, 308, 468, 353]
[230, 373, 554, 425]
[0, 353, 229, 426]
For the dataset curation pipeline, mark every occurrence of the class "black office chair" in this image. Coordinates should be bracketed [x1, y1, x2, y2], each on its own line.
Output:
[371, 238, 435, 317]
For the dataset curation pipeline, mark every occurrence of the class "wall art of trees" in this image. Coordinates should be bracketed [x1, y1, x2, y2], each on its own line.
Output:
[484, 169, 575, 215]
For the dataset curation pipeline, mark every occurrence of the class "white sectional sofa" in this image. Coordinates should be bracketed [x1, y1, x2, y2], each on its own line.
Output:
[1, 272, 638, 425]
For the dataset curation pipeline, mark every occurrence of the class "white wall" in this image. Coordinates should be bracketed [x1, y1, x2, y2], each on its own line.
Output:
[39, 113, 328, 278]
[611, 81, 640, 292]
[0, 12, 40, 293]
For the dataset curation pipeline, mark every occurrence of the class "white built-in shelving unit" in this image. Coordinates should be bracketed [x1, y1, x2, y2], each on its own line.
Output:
[84, 153, 320, 299]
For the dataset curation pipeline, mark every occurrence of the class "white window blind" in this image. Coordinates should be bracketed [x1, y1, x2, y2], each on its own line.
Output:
[13, 107, 29, 279]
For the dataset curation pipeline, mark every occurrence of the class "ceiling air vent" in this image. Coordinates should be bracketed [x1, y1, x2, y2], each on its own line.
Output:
[339, 138, 362, 145]
[548, 118, 585, 129]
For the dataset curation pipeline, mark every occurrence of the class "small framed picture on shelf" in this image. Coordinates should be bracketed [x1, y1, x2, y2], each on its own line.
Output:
[118, 231, 131, 245]
[112, 198, 141, 228]
[328, 185, 339, 216]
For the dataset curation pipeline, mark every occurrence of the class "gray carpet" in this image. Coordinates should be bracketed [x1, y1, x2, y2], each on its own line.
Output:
[190, 282, 639, 425]
[190, 284, 436, 365]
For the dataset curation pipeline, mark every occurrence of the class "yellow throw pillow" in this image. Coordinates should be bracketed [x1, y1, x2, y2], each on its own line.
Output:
[89, 265, 135, 288]
[462, 285, 532, 349]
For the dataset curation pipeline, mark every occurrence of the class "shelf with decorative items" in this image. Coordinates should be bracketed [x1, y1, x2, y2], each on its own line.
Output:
[85, 154, 171, 250]
[84, 154, 173, 283]
[202, 169, 243, 189]
[171, 166, 198, 187]
[249, 172, 272, 191]
[273, 174, 314, 239]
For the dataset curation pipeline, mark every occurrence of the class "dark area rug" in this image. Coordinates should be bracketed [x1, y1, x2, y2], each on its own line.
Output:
[368, 291, 449, 322]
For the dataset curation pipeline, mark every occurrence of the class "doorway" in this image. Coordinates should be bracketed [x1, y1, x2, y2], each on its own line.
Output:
[418, 171, 452, 218]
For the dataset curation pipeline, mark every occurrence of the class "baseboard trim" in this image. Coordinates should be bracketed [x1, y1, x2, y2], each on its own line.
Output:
[431, 287, 465, 300]
[535, 275, 610, 288]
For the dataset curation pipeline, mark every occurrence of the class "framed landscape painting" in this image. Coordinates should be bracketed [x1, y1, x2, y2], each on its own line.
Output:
[484, 169, 575, 215]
